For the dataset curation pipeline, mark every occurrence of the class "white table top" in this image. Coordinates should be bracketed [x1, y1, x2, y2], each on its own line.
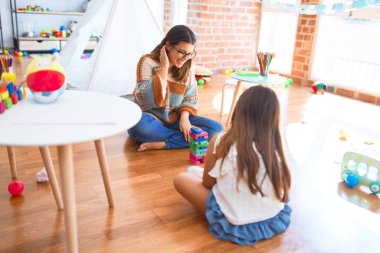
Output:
[230, 72, 287, 84]
[0, 90, 142, 146]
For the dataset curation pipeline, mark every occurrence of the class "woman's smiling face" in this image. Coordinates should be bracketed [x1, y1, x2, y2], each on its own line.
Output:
[167, 41, 196, 68]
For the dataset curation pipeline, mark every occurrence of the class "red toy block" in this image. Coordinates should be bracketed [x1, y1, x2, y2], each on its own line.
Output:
[11, 93, 18, 104]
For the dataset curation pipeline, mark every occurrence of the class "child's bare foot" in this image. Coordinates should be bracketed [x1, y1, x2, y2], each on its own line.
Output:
[138, 141, 166, 151]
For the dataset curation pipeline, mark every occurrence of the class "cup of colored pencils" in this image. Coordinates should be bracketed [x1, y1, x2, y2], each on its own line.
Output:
[0, 55, 16, 83]
[257, 52, 275, 77]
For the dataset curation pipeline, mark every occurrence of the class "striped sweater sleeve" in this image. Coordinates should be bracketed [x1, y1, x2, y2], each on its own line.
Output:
[177, 69, 198, 116]
[133, 56, 169, 110]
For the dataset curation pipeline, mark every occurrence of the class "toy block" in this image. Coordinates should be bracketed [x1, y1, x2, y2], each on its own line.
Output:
[189, 127, 209, 140]
[22, 87, 26, 99]
[16, 89, 22, 100]
[190, 153, 206, 163]
[7, 82, 15, 95]
[191, 127, 202, 134]
[11, 93, 18, 104]
[0, 101, 5, 113]
[189, 131, 208, 140]
[191, 140, 209, 148]
[4, 97, 12, 109]
[191, 149, 207, 156]
[189, 128, 209, 164]
[189, 145, 207, 153]
[0, 89, 9, 100]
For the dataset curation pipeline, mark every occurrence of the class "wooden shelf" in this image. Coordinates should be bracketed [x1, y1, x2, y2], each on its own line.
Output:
[16, 37, 98, 41]
[13, 10, 85, 16]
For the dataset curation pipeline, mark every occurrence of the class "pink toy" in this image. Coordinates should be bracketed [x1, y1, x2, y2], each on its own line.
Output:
[8, 180, 24, 196]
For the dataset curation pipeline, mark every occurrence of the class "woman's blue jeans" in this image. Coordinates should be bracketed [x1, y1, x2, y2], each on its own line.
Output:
[128, 113, 224, 149]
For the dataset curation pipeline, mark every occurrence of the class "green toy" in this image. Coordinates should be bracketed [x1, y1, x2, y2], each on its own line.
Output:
[285, 79, 293, 89]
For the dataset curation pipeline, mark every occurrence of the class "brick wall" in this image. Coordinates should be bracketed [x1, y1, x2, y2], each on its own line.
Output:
[164, 0, 261, 73]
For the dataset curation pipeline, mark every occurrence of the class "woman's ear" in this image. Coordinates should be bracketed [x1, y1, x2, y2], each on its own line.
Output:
[165, 42, 171, 49]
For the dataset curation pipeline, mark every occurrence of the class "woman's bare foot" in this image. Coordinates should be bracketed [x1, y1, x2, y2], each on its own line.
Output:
[138, 141, 166, 151]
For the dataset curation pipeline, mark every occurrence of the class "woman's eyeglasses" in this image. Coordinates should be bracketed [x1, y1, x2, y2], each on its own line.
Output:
[173, 45, 197, 59]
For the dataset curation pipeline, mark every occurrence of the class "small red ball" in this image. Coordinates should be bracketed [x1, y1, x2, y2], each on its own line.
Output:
[8, 180, 24, 196]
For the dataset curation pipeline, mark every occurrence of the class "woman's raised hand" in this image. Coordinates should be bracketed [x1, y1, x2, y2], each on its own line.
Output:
[160, 46, 170, 72]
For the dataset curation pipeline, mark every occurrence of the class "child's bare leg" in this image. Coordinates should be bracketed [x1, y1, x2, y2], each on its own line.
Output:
[138, 141, 165, 151]
[173, 172, 210, 214]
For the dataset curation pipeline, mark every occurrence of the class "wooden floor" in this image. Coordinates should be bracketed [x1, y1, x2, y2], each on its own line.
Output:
[1, 56, 380, 253]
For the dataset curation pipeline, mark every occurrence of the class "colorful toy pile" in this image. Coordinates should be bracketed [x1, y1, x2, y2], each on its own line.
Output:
[18, 5, 50, 12]
[3, 49, 28, 57]
[312, 81, 327, 94]
[0, 81, 27, 114]
[195, 65, 213, 86]
[40, 26, 67, 39]
[189, 127, 209, 164]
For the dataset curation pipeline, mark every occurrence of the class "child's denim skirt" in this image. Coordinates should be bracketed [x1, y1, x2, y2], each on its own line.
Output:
[205, 190, 291, 245]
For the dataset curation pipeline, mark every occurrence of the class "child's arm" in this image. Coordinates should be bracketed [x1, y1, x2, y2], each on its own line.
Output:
[202, 134, 218, 189]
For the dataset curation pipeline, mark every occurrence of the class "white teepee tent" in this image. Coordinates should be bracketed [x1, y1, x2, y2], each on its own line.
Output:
[60, 0, 164, 96]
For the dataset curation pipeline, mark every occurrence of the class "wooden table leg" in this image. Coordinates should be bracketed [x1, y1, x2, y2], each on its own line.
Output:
[226, 80, 243, 126]
[94, 139, 114, 207]
[39, 146, 64, 210]
[57, 145, 78, 253]
[220, 83, 227, 117]
[6, 146, 17, 179]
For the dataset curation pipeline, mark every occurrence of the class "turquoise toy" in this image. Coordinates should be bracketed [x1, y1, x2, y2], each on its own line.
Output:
[341, 149, 380, 194]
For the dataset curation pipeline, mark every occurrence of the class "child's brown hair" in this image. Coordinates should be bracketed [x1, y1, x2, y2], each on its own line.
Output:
[218, 85, 291, 202]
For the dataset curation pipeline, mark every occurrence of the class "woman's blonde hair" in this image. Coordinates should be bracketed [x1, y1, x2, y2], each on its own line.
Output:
[218, 85, 291, 202]
[147, 25, 196, 83]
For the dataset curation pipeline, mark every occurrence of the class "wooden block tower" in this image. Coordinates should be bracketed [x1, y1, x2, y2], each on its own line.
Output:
[189, 127, 209, 164]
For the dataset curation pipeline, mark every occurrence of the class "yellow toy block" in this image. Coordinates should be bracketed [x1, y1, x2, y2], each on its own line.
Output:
[1, 72, 17, 84]
[0, 90, 9, 100]
[22, 86, 27, 99]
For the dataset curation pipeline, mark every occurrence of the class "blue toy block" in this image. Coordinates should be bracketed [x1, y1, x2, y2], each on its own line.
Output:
[16, 89, 22, 100]
[7, 82, 15, 95]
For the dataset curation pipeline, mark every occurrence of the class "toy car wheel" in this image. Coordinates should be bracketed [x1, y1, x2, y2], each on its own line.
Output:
[341, 170, 353, 181]
[344, 173, 359, 188]
[369, 182, 380, 194]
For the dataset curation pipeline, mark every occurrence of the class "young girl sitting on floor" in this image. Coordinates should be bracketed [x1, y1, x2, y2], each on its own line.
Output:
[173, 85, 292, 245]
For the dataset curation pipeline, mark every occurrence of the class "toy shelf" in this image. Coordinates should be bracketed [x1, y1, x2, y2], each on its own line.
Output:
[15, 37, 98, 52]
[10, 0, 89, 52]
[13, 10, 85, 16]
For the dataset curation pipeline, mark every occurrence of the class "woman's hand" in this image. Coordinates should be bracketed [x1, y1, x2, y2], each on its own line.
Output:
[179, 111, 192, 142]
[159, 46, 170, 81]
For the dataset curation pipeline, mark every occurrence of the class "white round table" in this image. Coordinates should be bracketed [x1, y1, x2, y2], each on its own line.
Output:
[0, 90, 141, 253]
[224, 72, 287, 125]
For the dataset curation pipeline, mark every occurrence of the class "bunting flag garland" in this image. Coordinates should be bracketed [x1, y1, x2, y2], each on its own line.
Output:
[260, 0, 380, 15]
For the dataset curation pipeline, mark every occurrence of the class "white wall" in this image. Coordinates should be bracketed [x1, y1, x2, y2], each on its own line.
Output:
[1, 0, 13, 47]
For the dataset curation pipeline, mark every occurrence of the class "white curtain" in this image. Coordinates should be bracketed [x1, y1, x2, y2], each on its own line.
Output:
[60, 0, 164, 96]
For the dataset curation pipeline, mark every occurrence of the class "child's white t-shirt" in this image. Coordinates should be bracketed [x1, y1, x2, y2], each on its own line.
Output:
[209, 133, 285, 225]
